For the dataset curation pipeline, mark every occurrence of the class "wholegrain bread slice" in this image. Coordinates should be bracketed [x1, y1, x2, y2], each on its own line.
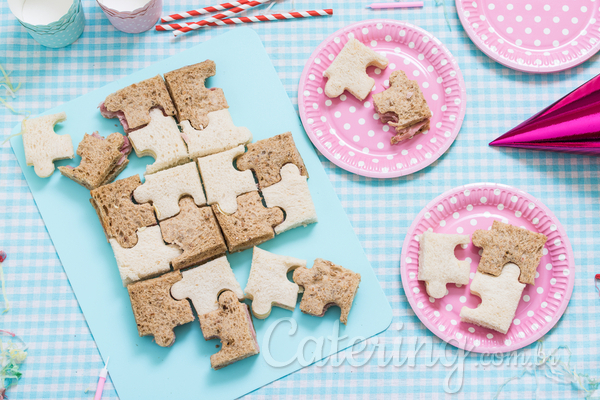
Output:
[212, 191, 283, 253]
[459, 263, 526, 335]
[127, 270, 195, 347]
[128, 108, 190, 175]
[133, 162, 206, 221]
[293, 259, 361, 325]
[22, 112, 74, 178]
[472, 221, 547, 285]
[164, 60, 229, 131]
[180, 109, 252, 159]
[89, 175, 157, 248]
[417, 231, 471, 299]
[197, 145, 256, 214]
[100, 75, 176, 132]
[373, 70, 432, 141]
[236, 132, 308, 189]
[323, 38, 389, 101]
[244, 247, 306, 319]
[110, 225, 181, 286]
[198, 290, 259, 370]
[170, 256, 244, 316]
[160, 197, 227, 270]
[261, 164, 317, 234]
[59, 132, 131, 190]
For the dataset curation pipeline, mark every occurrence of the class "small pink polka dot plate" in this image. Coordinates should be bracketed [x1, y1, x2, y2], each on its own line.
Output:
[456, 0, 600, 73]
[401, 183, 575, 353]
[298, 20, 467, 178]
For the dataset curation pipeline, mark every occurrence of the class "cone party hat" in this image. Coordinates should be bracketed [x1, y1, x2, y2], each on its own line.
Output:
[490, 74, 600, 155]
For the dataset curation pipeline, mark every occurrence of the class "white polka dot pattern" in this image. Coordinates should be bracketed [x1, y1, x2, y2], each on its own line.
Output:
[400, 183, 575, 354]
[456, 0, 600, 73]
[298, 21, 467, 178]
[99, 0, 162, 34]
[19, 0, 85, 48]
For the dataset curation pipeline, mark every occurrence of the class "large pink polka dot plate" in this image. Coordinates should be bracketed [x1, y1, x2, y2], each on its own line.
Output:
[456, 0, 600, 73]
[401, 183, 575, 354]
[298, 20, 467, 178]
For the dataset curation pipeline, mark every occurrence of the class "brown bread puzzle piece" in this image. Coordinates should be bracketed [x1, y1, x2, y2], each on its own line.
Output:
[59, 132, 131, 190]
[373, 70, 432, 135]
[198, 290, 260, 370]
[101, 75, 176, 132]
[160, 197, 227, 270]
[212, 191, 283, 253]
[127, 270, 195, 347]
[164, 60, 229, 130]
[90, 175, 156, 248]
[236, 132, 308, 189]
[293, 259, 361, 325]
[472, 221, 548, 285]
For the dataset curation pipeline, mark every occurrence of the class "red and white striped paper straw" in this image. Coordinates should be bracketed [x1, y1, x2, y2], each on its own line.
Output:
[168, 9, 333, 33]
[161, 0, 257, 22]
[156, 0, 270, 31]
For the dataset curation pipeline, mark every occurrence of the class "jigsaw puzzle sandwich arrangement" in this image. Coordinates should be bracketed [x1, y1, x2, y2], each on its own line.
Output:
[418, 221, 548, 335]
[18, 60, 362, 370]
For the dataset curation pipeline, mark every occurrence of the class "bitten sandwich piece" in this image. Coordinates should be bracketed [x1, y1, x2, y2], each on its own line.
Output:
[293, 259, 361, 325]
[110, 225, 181, 286]
[133, 162, 206, 221]
[128, 270, 195, 347]
[262, 164, 317, 234]
[59, 132, 131, 190]
[100, 75, 176, 133]
[460, 263, 525, 335]
[244, 247, 306, 319]
[236, 132, 308, 189]
[128, 109, 190, 175]
[164, 60, 228, 131]
[90, 175, 156, 248]
[472, 221, 547, 285]
[197, 145, 256, 214]
[373, 71, 432, 144]
[181, 109, 252, 159]
[198, 290, 259, 370]
[324, 38, 389, 101]
[170, 256, 244, 316]
[418, 231, 471, 299]
[160, 197, 227, 270]
[213, 191, 284, 253]
[22, 112, 74, 178]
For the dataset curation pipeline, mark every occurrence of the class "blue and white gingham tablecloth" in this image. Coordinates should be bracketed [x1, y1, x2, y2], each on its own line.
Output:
[1, 1, 599, 399]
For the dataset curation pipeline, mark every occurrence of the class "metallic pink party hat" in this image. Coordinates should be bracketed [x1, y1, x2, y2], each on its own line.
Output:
[490, 74, 600, 155]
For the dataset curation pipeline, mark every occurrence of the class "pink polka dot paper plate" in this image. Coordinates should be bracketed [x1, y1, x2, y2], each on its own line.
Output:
[400, 183, 575, 354]
[456, 0, 600, 73]
[298, 20, 467, 178]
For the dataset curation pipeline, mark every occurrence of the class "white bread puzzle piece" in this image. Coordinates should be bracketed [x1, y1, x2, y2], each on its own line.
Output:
[22, 112, 74, 178]
[418, 231, 470, 299]
[133, 162, 206, 221]
[181, 109, 252, 159]
[196, 145, 256, 214]
[110, 225, 181, 286]
[261, 164, 318, 234]
[324, 38, 389, 101]
[459, 263, 526, 334]
[244, 247, 306, 319]
[170, 256, 244, 316]
[128, 108, 190, 175]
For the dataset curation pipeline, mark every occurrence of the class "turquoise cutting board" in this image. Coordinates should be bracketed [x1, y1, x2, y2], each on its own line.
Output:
[10, 28, 392, 400]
